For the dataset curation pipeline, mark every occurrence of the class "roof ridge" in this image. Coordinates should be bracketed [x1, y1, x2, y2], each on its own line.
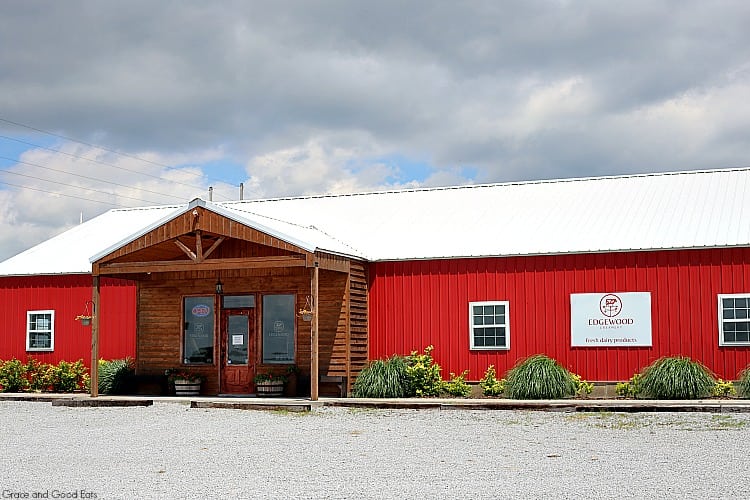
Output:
[109, 203, 184, 213]
[223, 205, 370, 258]
[220, 165, 750, 204]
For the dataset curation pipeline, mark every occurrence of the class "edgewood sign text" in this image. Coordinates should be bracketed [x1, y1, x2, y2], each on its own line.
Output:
[570, 292, 652, 347]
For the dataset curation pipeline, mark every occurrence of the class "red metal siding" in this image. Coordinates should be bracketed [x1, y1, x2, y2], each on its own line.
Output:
[369, 248, 750, 381]
[0, 275, 136, 367]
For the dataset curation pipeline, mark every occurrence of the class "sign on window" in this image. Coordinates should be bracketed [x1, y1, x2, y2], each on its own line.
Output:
[262, 294, 295, 363]
[183, 296, 214, 364]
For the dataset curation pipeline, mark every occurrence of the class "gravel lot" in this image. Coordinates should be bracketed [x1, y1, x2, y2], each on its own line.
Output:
[1, 401, 749, 499]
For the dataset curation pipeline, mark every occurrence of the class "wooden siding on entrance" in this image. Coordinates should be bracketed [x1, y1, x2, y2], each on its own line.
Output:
[92, 203, 370, 396]
[135, 263, 364, 395]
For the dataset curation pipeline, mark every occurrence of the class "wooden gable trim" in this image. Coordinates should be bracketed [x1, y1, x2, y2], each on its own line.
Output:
[174, 231, 226, 263]
[314, 251, 353, 273]
[96, 255, 307, 275]
[94, 206, 313, 266]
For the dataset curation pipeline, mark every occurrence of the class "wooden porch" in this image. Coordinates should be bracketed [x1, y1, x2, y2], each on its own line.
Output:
[88, 200, 367, 399]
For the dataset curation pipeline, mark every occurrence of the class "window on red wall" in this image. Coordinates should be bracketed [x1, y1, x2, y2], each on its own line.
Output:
[469, 301, 510, 350]
[719, 294, 750, 346]
[27, 310, 54, 351]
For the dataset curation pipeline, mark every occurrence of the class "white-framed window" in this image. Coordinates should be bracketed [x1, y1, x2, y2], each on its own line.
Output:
[469, 301, 510, 350]
[719, 294, 750, 346]
[26, 310, 54, 351]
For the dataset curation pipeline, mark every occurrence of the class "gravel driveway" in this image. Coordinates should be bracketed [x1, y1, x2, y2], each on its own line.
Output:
[1, 401, 748, 499]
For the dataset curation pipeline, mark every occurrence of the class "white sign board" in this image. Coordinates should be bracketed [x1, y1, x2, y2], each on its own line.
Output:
[571, 292, 652, 347]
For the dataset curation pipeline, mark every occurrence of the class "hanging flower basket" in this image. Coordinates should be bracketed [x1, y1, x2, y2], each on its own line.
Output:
[298, 296, 314, 322]
[75, 315, 93, 327]
[76, 301, 95, 327]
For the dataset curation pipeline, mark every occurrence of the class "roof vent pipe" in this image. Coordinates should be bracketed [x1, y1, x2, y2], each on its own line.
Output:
[240, 182, 244, 201]
[208, 186, 213, 201]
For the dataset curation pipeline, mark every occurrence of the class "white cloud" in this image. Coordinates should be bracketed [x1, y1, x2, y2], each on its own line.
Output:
[0, 143, 236, 260]
[2, 1, 750, 259]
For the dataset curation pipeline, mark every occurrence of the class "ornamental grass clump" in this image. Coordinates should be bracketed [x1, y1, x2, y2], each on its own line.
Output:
[638, 356, 715, 400]
[98, 357, 135, 395]
[504, 355, 576, 400]
[738, 366, 750, 398]
[352, 355, 410, 398]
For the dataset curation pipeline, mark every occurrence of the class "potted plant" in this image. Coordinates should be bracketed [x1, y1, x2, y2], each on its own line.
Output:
[254, 372, 287, 397]
[165, 368, 205, 396]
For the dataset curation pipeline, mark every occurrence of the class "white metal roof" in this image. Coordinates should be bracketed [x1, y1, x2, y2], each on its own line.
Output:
[0, 205, 180, 276]
[1, 167, 749, 276]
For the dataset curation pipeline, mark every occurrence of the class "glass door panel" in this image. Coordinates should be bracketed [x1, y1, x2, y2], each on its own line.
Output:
[226, 314, 248, 365]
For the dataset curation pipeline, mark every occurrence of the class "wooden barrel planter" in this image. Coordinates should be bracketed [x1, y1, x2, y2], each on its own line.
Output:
[256, 380, 284, 397]
[173, 379, 201, 396]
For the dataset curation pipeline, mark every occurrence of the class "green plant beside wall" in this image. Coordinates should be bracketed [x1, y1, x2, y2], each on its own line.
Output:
[638, 356, 715, 400]
[712, 379, 737, 398]
[504, 354, 576, 400]
[0, 359, 90, 393]
[98, 358, 135, 395]
[479, 365, 505, 397]
[571, 373, 594, 398]
[26, 359, 56, 392]
[405, 345, 444, 397]
[53, 360, 90, 392]
[0, 359, 29, 392]
[352, 356, 410, 398]
[442, 370, 471, 397]
[740, 367, 750, 399]
[615, 374, 641, 398]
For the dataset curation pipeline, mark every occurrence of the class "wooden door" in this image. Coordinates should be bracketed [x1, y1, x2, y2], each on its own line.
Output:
[220, 309, 254, 393]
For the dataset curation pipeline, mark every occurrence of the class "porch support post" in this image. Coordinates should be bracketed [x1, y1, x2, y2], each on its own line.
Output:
[310, 261, 319, 401]
[90, 275, 100, 398]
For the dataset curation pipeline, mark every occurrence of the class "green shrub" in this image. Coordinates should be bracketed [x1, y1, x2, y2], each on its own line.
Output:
[52, 360, 90, 393]
[479, 365, 505, 397]
[615, 374, 641, 398]
[98, 358, 135, 394]
[0, 359, 29, 392]
[712, 378, 737, 398]
[504, 355, 576, 400]
[352, 356, 410, 398]
[738, 367, 750, 398]
[638, 357, 715, 400]
[442, 370, 471, 397]
[26, 359, 56, 392]
[405, 345, 444, 397]
[571, 373, 594, 397]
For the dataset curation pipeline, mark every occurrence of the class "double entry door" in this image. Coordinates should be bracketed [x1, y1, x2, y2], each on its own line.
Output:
[220, 308, 255, 394]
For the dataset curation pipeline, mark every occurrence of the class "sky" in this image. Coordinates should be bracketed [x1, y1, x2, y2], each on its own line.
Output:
[1, 1, 749, 261]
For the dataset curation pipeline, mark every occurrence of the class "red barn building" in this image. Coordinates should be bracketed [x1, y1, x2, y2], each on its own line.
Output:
[1, 167, 749, 394]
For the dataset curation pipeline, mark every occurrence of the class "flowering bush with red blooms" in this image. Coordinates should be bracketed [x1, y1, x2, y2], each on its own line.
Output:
[165, 368, 205, 383]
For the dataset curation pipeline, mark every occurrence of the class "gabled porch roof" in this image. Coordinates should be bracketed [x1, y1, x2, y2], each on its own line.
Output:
[91, 198, 366, 271]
